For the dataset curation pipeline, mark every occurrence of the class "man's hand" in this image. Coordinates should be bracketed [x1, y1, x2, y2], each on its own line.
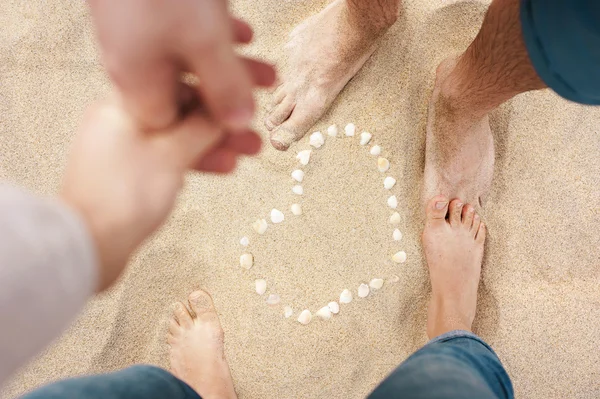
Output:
[61, 92, 260, 291]
[88, 0, 273, 132]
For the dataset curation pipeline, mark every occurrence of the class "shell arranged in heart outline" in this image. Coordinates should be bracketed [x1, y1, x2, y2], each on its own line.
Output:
[238, 124, 407, 325]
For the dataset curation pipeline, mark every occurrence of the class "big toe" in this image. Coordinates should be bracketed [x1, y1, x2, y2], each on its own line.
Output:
[188, 290, 215, 317]
[425, 195, 449, 223]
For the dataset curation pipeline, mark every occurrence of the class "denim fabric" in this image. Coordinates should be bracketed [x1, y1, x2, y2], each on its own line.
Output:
[521, 0, 600, 105]
[368, 330, 514, 399]
[19, 365, 201, 399]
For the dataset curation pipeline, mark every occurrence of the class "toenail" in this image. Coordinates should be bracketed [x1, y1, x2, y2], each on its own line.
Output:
[469, 207, 475, 213]
[456, 202, 463, 208]
[435, 201, 448, 209]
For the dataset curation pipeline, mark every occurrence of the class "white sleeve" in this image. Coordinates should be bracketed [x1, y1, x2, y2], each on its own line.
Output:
[0, 185, 98, 387]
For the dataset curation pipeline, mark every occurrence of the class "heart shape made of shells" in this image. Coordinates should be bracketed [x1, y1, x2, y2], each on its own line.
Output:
[238, 124, 407, 325]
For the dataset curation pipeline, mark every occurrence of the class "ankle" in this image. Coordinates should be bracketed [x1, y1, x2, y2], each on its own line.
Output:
[346, 0, 398, 36]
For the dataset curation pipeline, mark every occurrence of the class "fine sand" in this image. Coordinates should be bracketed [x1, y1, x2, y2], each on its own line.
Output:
[1, 0, 600, 398]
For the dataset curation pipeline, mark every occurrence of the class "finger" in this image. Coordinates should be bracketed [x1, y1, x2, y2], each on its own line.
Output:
[108, 56, 179, 130]
[232, 18, 253, 44]
[243, 58, 277, 88]
[187, 12, 255, 131]
[222, 130, 262, 155]
[192, 148, 238, 173]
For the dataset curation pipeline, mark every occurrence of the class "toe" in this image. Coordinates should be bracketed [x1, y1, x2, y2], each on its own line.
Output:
[168, 319, 181, 336]
[270, 105, 321, 151]
[471, 213, 481, 237]
[425, 195, 449, 223]
[264, 95, 294, 131]
[462, 204, 475, 229]
[188, 290, 216, 318]
[270, 85, 286, 109]
[173, 302, 193, 328]
[476, 222, 486, 243]
[448, 199, 464, 227]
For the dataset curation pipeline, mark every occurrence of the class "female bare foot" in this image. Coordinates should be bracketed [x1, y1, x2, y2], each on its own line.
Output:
[266, 0, 397, 150]
[422, 196, 486, 339]
[423, 58, 495, 208]
[167, 290, 237, 399]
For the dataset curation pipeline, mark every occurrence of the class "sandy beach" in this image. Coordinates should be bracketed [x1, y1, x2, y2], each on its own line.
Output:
[1, 0, 600, 398]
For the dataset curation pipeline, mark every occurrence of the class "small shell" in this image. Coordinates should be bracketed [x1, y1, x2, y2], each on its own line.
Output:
[369, 278, 384, 290]
[387, 195, 398, 209]
[389, 212, 401, 224]
[393, 229, 402, 241]
[252, 219, 268, 234]
[360, 132, 372, 145]
[298, 309, 312, 325]
[328, 301, 340, 314]
[358, 283, 370, 298]
[309, 131, 325, 148]
[255, 279, 267, 295]
[284, 306, 293, 318]
[291, 203, 302, 216]
[292, 169, 304, 182]
[389, 275, 400, 283]
[370, 145, 381, 156]
[345, 123, 356, 136]
[240, 236, 249, 247]
[378, 157, 390, 173]
[340, 289, 353, 304]
[327, 124, 338, 137]
[392, 251, 407, 264]
[384, 176, 396, 190]
[296, 150, 311, 166]
[316, 306, 332, 320]
[266, 294, 281, 305]
[292, 185, 303, 195]
[271, 209, 284, 224]
[240, 253, 253, 270]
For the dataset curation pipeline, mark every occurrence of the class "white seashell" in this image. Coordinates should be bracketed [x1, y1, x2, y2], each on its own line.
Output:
[389, 275, 400, 283]
[291, 203, 302, 216]
[384, 176, 396, 190]
[255, 279, 267, 295]
[240, 253, 253, 270]
[240, 236, 249, 247]
[309, 131, 325, 148]
[345, 123, 356, 136]
[340, 289, 353, 304]
[378, 157, 390, 173]
[266, 294, 281, 305]
[284, 306, 293, 318]
[327, 124, 338, 137]
[328, 301, 340, 314]
[393, 229, 402, 241]
[252, 219, 268, 235]
[316, 306, 332, 320]
[270, 209, 284, 224]
[358, 283, 370, 298]
[292, 185, 303, 195]
[392, 251, 407, 264]
[296, 150, 311, 165]
[298, 309, 312, 325]
[369, 278, 384, 290]
[370, 145, 381, 156]
[387, 195, 398, 209]
[291, 169, 304, 182]
[360, 132, 372, 145]
[389, 212, 401, 224]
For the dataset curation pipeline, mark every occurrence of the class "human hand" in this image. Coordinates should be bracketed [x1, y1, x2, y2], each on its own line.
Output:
[88, 0, 274, 132]
[60, 92, 260, 291]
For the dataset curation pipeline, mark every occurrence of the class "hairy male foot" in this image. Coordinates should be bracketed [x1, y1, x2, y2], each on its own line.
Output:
[266, 0, 397, 150]
[168, 290, 237, 399]
[422, 196, 486, 339]
[423, 58, 495, 207]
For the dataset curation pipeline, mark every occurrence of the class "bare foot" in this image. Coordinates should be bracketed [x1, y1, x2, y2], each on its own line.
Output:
[168, 290, 237, 399]
[424, 57, 495, 207]
[422, 196, 486, 339]
[265, 0, 396, 150]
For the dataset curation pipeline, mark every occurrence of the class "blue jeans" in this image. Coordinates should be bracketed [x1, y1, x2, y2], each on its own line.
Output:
[20, 330, 512, 399]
